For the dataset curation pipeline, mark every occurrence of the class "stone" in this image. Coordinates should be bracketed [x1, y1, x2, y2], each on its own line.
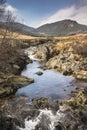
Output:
[32, 97, 49, 109]
[0, 71, 34, 98]
[13, 64, 20, 69]
[35, 71, 43, 76]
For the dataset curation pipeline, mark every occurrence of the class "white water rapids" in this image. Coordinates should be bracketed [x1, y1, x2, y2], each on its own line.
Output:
[19, 108, 66, 130]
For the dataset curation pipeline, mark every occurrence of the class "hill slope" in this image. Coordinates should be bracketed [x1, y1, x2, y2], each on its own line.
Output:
[0, 22, 40, 36]
[1, 20, 87, 37]
[13, 22, 35, 32]
[36, 19, 87, 36]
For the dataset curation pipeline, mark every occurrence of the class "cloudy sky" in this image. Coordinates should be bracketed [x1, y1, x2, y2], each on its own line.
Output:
[6, 0, 87, 28]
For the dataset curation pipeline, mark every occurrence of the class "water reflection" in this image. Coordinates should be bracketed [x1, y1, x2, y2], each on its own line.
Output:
[16, 61, 75, 99]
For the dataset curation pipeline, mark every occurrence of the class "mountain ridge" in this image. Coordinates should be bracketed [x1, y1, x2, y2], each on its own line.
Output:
[0, 19, 87, 37]
[36, 19, 87, 36]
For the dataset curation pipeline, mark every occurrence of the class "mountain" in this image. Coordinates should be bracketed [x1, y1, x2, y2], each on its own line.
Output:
[0, 22, 39, 36]
[8, 22, 43, 36]
[36, 19, 87, 36]
[6, 22, 37, 36]
[13, 22, 35, 32]
[1, 20, 87, 37]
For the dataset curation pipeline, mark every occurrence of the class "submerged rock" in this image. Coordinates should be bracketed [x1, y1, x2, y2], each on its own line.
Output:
[35, 71, 43, 76]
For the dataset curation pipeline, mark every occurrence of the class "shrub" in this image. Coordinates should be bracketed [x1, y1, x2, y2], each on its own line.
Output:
[72, 42, 87, 56]
[0, 39, 20, 72]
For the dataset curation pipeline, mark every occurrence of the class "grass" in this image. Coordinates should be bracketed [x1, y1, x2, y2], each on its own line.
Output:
[53, 34, 87, 52]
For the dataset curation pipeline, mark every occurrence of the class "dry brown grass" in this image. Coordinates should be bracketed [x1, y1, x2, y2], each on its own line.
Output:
[0, 30, 37, 40]
[53, 34, 87, 52]
[17, 34, 37, 40]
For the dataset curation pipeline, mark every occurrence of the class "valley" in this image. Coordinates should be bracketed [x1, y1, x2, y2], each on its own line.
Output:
[0, 0, 87, 129]
[0, 32, 87, 130]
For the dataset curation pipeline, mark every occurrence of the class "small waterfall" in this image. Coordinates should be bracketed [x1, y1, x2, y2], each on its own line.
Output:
[19, 108, 67, 130]
[25, 47, 39, 61]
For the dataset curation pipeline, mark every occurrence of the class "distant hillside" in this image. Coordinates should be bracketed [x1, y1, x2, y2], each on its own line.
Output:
[1, 20, 87, 37]
[36, 19, 87, 36]
[13, 22, 35, 32]
[0, 22, 40, 37]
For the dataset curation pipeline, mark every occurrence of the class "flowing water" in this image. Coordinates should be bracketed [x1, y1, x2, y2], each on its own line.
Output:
[16, 47, 76, 130]
[19, 108, 67, 130]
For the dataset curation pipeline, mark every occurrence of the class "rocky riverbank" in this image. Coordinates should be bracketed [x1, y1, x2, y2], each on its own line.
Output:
[0, 71, 34, 97]
[45, 48, 87, 80]
[0, 34, 87, 130]
[28, 37, 87, 81]
[15, 35, 87, 129]
[0, 47, 34, 98]
[0, 87, 87, 130]
[0, 37, 56, 98]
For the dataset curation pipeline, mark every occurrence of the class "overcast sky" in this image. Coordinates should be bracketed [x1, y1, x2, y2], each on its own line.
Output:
[6, 0, 87, 28]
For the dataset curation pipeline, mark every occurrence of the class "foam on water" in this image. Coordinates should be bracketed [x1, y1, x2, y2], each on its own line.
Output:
[25, 47, 39, 61]
[19, 109, 66, 130]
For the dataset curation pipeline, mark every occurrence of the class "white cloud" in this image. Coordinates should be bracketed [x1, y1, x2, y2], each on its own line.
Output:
[40, 4, 87, 26]
[5, 4, 17, 13]
[72, 5, 87, 25]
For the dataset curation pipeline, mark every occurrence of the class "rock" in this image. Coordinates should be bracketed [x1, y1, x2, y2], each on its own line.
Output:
[67, 88, 87, 109]
[35, 71, 43, 76]
[0, 71, 34, 98]
[13, 64, 20, 70]
[11, 53, 31, 75]
[45, 49, 87, 80]
[63, 69, 73, 75]
[26, 43, 54, 62]
[0, 111, 13, 130]
[0, 110, 21, 130]
[31, 41, 86, 80]
[32, 97, 59, 110]
[0, 47, 31, 75]
[74, 70, 87, 81]
[22, 109, 40, 120]
[32, 97, 50, 109]
[1, 90, 87, 130]
[55, 122, 63, 130]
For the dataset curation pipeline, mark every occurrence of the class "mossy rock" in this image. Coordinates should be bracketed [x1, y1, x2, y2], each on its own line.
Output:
[0, 71, 34, 98]
[32, 97, 49, 109]
[66, 88, 87, 109]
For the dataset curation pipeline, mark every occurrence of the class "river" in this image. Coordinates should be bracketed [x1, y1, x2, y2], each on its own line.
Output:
[15, 47, 77, 130]
[16, 47, 75, 99]
[1, 47, 86, 130]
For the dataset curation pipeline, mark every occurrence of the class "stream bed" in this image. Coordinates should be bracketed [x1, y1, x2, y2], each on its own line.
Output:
[15, 50, 78, 130]
[1, 47, 81, 130]
[16, 60, 75, 99]
[13, 48, 81, 130]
